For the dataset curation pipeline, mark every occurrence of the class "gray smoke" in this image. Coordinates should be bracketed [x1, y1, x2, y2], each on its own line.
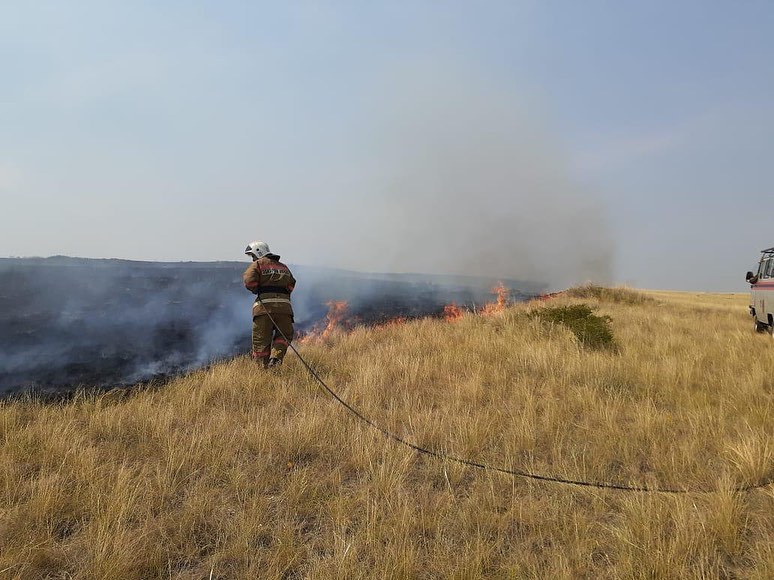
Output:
[0, 67, 613, 395]
[314, 65, 613, 289]
[0, 258, 249, 394]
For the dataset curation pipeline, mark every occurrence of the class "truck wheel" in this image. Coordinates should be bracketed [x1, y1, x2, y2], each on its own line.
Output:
[754, 318, 768, 333]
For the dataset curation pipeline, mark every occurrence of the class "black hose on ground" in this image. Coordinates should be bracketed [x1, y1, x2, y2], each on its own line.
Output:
[257, 299, 773, 494]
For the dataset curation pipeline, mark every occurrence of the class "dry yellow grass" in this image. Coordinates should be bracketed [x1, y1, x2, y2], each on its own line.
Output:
[0, 289, 772, 578]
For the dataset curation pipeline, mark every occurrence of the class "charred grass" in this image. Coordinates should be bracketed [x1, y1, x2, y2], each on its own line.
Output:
[0, 291, 773, 578]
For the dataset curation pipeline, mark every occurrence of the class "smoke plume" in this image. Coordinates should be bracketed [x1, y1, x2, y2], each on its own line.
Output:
[316, 65, 614, 289]
[0, 67, 614, 395]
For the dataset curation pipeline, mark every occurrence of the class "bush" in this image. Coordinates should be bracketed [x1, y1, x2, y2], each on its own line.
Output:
[532, 304, 618, 351]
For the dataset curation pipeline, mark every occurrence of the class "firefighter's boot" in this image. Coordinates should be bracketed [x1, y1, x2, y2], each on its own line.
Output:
[267, 357, 282, 369]
[252, 352, 270, 368]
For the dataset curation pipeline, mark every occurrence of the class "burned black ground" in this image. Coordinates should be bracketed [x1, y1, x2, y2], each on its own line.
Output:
[0, 257, 543, 395]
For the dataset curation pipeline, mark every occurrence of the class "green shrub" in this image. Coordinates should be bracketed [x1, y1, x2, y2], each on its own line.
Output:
[532, 304, 618, 351]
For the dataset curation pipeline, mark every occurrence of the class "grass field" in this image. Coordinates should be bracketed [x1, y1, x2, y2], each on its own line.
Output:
[1, 288, 772, 578]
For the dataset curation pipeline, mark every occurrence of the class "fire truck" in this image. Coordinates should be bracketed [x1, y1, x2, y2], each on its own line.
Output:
[746, 247, 774, 334]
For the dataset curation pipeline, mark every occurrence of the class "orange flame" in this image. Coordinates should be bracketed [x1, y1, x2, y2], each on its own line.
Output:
[443, 302, 464, 322]
[301, 300, 349, 343]
[481, 282, 509, 315]
[299, 283, 515, 341]
[320, 300, 348, 339]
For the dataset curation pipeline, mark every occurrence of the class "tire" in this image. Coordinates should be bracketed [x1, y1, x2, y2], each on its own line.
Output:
[754, 318, 768, 333]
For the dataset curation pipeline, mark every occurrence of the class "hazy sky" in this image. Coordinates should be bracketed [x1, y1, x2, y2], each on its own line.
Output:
[2, 1, 772, 291]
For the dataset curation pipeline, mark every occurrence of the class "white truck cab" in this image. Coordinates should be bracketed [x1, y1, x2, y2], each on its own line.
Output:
[746, 247, 774, 334]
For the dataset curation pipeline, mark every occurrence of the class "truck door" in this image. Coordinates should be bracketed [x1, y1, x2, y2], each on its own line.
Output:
[763, 258, 774, 323]
[754, 259, 768, 323]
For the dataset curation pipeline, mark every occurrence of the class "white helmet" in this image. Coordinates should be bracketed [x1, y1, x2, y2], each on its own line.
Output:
[245, 240, 271, 259]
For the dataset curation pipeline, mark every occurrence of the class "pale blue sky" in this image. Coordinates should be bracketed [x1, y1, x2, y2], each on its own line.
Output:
[1, 1, 772, 290]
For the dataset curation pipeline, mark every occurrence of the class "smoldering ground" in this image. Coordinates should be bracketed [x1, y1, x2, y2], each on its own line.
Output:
[0, 258, 245, 394]
[0, 257, 541, 395]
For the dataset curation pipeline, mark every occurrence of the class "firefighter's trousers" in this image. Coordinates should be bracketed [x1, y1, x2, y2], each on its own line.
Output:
[252, 313, 294, 364]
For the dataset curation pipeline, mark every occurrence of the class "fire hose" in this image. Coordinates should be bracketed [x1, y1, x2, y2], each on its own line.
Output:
[256, 298, 773, 494]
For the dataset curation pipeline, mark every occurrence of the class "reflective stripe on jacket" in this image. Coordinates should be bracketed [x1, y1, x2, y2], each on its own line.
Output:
[242, 255, 296, 317]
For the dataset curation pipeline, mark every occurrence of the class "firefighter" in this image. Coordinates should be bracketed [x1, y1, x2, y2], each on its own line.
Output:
[243, 241, 296, 368]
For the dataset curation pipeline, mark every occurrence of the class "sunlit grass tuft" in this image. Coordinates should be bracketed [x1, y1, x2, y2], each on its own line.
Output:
[566, 283, 656, 305]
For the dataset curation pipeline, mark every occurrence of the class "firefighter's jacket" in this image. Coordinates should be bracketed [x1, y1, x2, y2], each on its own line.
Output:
[243, 255, 296, 318]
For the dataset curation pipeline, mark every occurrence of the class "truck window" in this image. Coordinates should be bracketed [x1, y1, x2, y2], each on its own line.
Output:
[763, 258, 774, 279]
[767, 258, 774, 278]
